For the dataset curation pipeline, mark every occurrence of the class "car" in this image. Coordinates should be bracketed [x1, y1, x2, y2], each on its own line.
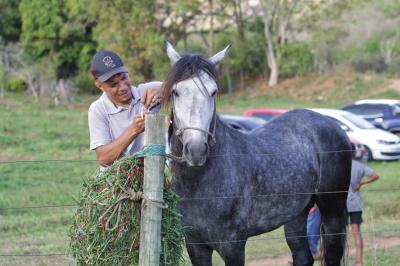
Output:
[220, 114, 266, 132]
[244, 108, 366, 160]
[243, 109, 288, 122]
[342, 99, 400, 136]
[310, 108, 400, 161]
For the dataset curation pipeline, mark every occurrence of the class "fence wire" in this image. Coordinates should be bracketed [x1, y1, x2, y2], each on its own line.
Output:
[0, 146, 399, 165]
[0, 230, 399, 257]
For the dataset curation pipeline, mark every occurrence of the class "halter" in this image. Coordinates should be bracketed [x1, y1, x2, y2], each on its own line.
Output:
[168, 74, 217, 163]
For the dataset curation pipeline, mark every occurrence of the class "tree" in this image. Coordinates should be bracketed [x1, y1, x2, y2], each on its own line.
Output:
[258, 0, 300, 87]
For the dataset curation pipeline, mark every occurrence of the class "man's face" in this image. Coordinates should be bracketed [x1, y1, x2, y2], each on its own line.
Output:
[97, 73, 133, 106]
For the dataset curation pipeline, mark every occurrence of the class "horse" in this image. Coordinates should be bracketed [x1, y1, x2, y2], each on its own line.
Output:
[161, 42, 352, 266]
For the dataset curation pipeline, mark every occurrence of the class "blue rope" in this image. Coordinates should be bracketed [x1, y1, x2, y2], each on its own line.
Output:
[134, 144, 166, 158]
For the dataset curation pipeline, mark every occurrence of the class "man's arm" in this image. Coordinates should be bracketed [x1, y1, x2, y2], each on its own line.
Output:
[95, 114, 144, 166]
[139, 81, 163, 109]
[353, 171, 379, 191]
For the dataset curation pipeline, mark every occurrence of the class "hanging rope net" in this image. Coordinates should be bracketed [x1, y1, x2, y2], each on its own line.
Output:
[69, 153, 186, 265]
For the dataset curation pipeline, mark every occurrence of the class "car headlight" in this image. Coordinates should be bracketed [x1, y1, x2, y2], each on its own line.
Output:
[377, 139, 394, 145]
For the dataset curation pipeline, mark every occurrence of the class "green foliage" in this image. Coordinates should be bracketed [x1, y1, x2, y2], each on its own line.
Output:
[5, 78, 25, 92]
[87, 0, 169, 82]
[0, 0, 21, 43]
[73, 72, 97, 94]
[69, 156, 185, 266]
[278, 43, 314, 78]
[19, 0, 97, 79]
[215, 19, 266, 92]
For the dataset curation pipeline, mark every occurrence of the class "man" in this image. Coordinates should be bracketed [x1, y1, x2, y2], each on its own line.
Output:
[88, 50, 162, 168]
[347, 144, 379, 266]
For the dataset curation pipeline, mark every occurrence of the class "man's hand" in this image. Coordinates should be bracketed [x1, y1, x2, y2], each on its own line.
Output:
[141, 88, 161, 110]
[132, 114, 145, 134]
[352, 183, 361, 192]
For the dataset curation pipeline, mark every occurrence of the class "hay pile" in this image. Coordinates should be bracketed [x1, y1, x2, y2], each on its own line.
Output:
[69, 156, 185, 265]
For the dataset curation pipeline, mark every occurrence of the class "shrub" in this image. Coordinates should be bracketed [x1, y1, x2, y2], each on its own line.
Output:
[279, 43, 314, 78]
[73, 72, 97, 94]
[6, 78, 25, 92]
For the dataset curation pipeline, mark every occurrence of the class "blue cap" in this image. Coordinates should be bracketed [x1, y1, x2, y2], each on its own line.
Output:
[90, 50, 128, 82]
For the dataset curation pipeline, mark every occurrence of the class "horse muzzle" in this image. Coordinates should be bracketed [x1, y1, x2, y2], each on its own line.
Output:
[183, 139, 209, 166]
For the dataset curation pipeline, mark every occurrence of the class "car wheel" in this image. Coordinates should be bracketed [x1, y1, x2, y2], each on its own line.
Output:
[362, 146, 373, 161]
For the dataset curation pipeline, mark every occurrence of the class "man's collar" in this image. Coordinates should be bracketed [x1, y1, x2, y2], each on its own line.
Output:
[101, 86, 141, 114]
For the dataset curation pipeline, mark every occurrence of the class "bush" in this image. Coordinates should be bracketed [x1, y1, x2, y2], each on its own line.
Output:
[279, 43, 314, 78]
[73, 72, 97, 94]
[6, 78, 25, 92]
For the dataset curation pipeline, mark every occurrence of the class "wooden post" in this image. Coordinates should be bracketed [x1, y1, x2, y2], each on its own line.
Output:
[139, 114, 165, 266]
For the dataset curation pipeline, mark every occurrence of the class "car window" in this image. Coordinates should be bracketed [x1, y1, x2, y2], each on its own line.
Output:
[344, 105, 364, 115]
[341, 113, 375, 129]
[393, 104, 400, 117]
[360, 105, 384, 117]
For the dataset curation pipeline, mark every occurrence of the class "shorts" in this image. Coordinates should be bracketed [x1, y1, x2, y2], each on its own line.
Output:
[348, 211, 363, 225]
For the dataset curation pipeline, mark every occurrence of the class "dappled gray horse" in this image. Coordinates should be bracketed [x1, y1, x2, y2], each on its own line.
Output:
[161, 42, 351, 266]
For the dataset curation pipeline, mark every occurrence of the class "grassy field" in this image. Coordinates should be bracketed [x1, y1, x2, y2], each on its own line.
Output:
[1, 72, 400, 265]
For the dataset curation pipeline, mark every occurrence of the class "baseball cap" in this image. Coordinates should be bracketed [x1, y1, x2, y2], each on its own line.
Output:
[90, 50, 128, 82]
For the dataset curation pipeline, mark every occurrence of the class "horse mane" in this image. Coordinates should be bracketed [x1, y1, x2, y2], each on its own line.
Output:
[161, 54, 219, 105]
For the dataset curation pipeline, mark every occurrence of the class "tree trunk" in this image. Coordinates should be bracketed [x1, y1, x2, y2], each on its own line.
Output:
[264, 18, 278, 87]
[208, 0, 214, 57]
[261, 0, 279, 87]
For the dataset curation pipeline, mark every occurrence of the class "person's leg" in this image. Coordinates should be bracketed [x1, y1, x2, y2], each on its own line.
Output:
[350, 212, 363, 266]
[307, 208, 321, 259]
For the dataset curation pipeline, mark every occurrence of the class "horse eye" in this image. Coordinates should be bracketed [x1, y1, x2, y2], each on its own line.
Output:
[172, 90, 179, 97]
[211, 91, 217, 97]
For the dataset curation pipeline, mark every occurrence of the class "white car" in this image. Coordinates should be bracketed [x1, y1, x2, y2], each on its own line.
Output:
[310, 108, 400, 161]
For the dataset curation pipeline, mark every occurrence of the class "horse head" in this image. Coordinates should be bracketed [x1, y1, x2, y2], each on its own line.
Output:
[162, 41, 231, 166]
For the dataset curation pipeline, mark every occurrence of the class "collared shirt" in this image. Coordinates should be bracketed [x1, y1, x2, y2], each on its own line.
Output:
[347, 160, 374, 212]
[88, 82, 161, 158]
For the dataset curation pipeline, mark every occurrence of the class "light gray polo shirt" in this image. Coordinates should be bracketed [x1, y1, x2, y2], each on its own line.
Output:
[88, 82, 161, 157]
[347, 160, 374, 212]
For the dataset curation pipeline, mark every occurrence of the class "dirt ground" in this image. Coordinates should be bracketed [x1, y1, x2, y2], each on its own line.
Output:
[246, 236, 400, 266]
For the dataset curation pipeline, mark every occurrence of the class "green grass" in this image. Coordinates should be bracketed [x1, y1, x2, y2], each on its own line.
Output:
[1, 82, 400, 265]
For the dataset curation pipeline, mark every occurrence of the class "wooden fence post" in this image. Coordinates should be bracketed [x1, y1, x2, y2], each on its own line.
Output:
[139, 114, 165, 266]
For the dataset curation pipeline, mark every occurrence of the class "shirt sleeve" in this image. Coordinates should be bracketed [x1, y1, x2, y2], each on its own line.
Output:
[137, 81, 163, 91]
[362, 164, 374, 178]
[88, 103, 112, 150]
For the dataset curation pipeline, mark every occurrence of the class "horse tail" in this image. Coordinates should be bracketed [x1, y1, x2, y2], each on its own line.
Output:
[318, 208, 349, 266]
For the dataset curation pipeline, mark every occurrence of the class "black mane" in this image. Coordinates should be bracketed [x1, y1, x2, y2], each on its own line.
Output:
[161, 54, 218, 104]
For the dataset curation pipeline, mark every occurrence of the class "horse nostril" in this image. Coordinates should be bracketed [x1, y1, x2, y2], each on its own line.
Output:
[183, 143, 190, 156]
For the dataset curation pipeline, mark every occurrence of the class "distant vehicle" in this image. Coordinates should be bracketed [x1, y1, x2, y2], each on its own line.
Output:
[220, 114, 266, 132]
[243, 109, 288, 122]
[310, 108, 400, 161]
[244, 108, 366, 160]
[342, 99, 400, 136]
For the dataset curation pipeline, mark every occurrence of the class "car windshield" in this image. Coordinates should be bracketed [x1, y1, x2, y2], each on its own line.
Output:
[341, 113, 375, 129]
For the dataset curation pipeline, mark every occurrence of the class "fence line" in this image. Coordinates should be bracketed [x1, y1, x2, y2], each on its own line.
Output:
[1, 229, 399, 257]
[1, 187, 400, 212]
[0, 147, 399, 165]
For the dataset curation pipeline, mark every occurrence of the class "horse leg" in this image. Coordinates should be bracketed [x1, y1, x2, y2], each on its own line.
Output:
[217, 242, 246, 266]
[186, 244, 213, 266]
[284, 208, 314, 266]
[317, 196, 347, 266]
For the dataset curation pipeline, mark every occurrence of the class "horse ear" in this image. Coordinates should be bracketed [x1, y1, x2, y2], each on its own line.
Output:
[209, 44, 232, 65]
[165, 41, 181, 65]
